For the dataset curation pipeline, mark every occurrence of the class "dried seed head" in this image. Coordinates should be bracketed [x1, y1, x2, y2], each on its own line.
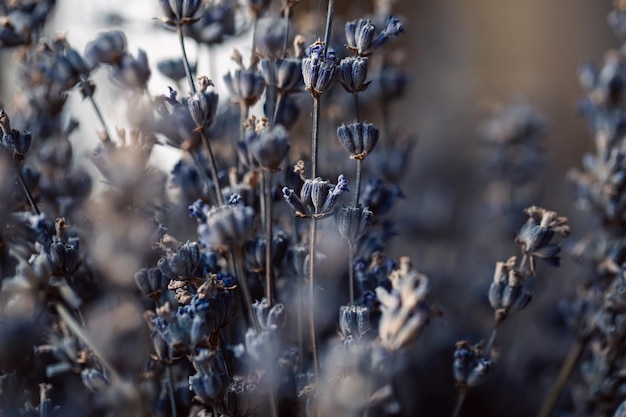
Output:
[223, 60, 266, 107]
[336, 204, 373, 242]
[247, 123, 290, 171]
[345, 16, 404, 56]
[110, 49, 151, 91]
[84, 30, 127, 68]
[158, 0, 202, 25]
[339, 304, 370, 340]
[337, 121, 379, 159]
[302, 40, 338, 98]
[188, 81, 219, 129]
[198, 204, 256, 250]
[339, 56, 370, 93]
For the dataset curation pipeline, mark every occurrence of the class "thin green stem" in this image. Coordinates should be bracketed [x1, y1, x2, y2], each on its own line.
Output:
[451, 386, 468, 417]
[166, 365, 178, 417]
[199, 131, 224, 206]
[308, 217, 319, 389]
[311, 96, 320, 178]
[348, 242, 355, 304]
[177, 24, 196, 95]
[265, 171, 275, 307]
[536, 339, 587, 417]
[81, 76, 111, 143]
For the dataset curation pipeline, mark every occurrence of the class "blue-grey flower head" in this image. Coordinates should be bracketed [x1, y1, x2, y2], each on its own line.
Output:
[158, 0, 202, 25]
[302, 40, 338, 98]
[345, 15, 405, 56]
[84, 30, 127, 68]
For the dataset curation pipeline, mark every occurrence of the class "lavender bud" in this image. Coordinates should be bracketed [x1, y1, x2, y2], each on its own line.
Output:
[488, 280, 506, 310]
[337, 122, 379, 159]
[339, 304, 369, 339]
[515, 291, 532, 311]
[466, 358, 492, 387]
[81, 368, 109, 393]
[159, 0, 202, 23]
[158, 58, 194, 82]
[111, 50, 151, 91]
[320, 174, 349, 214]
[453, 342, 474, 384]
[339, 56, 370, 93]
[134, 269, 152, 295]
[84, 30, 127, 68]
[345, 19, 375, 55]
[302, 41, 338, 97]
[224, 65, 266, 107]
[266, 303, 286, 330]
[501, 282, 522, 310]
[275, 58, 303, 92]
[253, 298, 270, 328]
[336, 205, 373, 242]
[190, 373, 227, 404]
[188, 82, 219, 129]
[16, 130, 31, 155]
[283, 187, 307, 215]
[248, 124, 290, 171]
[310, 177, 332, 214]
[200, 205, 255, 250]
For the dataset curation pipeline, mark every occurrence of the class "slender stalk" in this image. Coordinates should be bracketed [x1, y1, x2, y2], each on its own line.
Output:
[238, 103, 250, 175]
[55, 303, 121, 384]
[166, 365, 178, 417]
[311, 96, 320, 178]
[536, 340, 587, 417]
[354, 159, 363, 206]
[282, 6, 291, 58]
[348, 241, 355, 304]
[265, 171, 275, 306]
[308, 217, 320, 389]
[353, 92, 360, 123]
[15, 166, 40, 215]
[199, 131, 224, 206]
[322, 0, 335, 53]
[451, 386, 468, 417]
[484, 327, 498, 357]
[177, 24, 196, 95]
[81, 76, 111, 143]
[234, 248, 257, 330]
[251, 18, 259, 62]
[297, 276, 304, 370]
[269, 373, 279, 417]
[272, 92, 283, 129]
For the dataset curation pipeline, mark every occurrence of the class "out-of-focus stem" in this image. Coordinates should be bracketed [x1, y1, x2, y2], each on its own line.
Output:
[176, 24, 196, 95]
[311, 96, 320, 178]
[308, 217, 319, 388]
[265, 171, 275, 307]
[536, 339, 587, 417]
[81, 75, 111, 143]
[322, 0, 334, 54]
[348, 242, 355, 304]
[451, 386, 468, 417]
[15, 166, 40, 215]
[55, 303, 121, 385]
[166, 365, 178, 417]
[282, 7, 291, 58]
[199, 131, 224, 206]
[234, 248, 257, 330]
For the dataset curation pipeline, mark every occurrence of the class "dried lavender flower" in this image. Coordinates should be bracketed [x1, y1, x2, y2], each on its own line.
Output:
[345, 16, 405, 56]
[84, 30, 127, 68]
[339, 304, 370, 341]
[302, 40, 338, 98]
[158, 0, 202, 25]
[246, 118, 290, 171]
[376, 257, 434, 351]
[223, 51, 266, 107]
[339, 56, 370, 93]
[188, 76, 219, 129]
[515, 206, 570, 271]
[336, 121, 379, 160]
[336, 204, 373, 242]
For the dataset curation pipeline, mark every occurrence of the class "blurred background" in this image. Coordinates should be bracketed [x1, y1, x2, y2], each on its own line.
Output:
[0, 0, 617, 416]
